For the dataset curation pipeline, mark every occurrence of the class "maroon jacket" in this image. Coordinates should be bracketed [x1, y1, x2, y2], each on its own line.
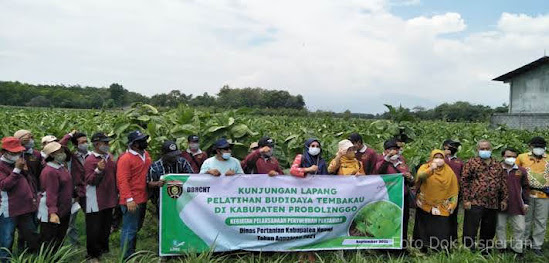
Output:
[503, 164, 530, 215]
[242, 150, 284, 175]
[22, 148, 42, 192]
[373, 155, 413, 194]
[356, 146, 378, 175]
[445, 156, 464, 182]
[59, 134, 86, 199]
[181, 150, 206, 173]
[84, 152, 118, 213]
[40, 163, 73, 218]
[0, 159, 37, 217]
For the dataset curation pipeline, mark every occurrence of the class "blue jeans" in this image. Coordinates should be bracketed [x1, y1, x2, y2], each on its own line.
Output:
[120, 203, 146, 260]
[0, 216, 15, 262]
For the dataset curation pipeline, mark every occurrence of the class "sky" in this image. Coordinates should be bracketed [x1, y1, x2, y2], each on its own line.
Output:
[0, 0, 548, 113]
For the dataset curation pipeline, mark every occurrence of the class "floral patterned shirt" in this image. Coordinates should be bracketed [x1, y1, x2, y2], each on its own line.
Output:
[461, 157, 508, 209]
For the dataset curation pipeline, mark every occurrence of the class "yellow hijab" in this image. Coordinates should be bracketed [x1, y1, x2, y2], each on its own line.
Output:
[415, 149, 459, 216]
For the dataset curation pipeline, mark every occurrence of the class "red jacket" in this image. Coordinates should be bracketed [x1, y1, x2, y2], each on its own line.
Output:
[241, 150, 284, 175]
[116, 149, 152, 205]
[0, 159, 37, 217]
[85, 152, 118, 212]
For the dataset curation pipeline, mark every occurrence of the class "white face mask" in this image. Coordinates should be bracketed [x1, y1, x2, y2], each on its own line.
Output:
[189, 143, 200, 150]
[308, 147, 321, 156]
[504, 157, 516, 166]
[398, 149, 404, 155]
[433, 158, 445, 167]
[390, 154, 400, 161]
[532, 147, 546, 156]
[3, 153, 21, 163]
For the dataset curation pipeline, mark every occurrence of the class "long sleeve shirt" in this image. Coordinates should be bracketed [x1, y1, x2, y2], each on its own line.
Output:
[241, 150, 284, 175]
[461, 157, 508, 210]
[59, 133, 87, 199]
[0, 159, 37, 217]
[356, 146, 378, 175]
[39, 162, 73, 218]
[502, 164, 529, 215]
[116, 149, 152, 205]
[85, 152, 118, 213]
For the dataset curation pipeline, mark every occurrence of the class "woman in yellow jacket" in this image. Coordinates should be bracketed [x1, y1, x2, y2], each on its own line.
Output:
[328, 139, 365, 175]
[412, 149, 459, 252]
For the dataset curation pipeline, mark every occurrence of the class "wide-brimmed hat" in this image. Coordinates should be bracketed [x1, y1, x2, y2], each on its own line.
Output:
[43, 142, 62, 157]
[41, 135, 58, 145]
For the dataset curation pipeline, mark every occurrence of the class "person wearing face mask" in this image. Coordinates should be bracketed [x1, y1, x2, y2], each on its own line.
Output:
[242, 137, 283, 176]
[148, 140, 193, 216]
[83, 133, 117, 262]
[37, 141, 73, 251]
[181, 135, 208, 174]
[0, 137, 39, 261]
[516, 136, 548, 256]
[40, 135, 58, 159]
[495, 148, 529, 256]
[412, 150, 459, 251]
[441, 139, 464, 243]
[58, 130, 88, 246]
[348, 133, 378, 175]
[13, 130, 42, 193]
[116, 130, 152, 260]
[461, 139, 508, 253]
[374, 139, 413, 252]
[200, 138, 244, 176]
[290, 138, 328, 177]
[328, 139, 364, 175]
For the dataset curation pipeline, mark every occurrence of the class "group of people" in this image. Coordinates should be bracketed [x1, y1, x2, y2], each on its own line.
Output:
[0, 129, 547, 262]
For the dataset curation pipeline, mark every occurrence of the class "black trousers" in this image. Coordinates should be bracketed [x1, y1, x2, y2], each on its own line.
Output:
[85, 208, 114, 258]
[40, 214, 70, 251]
[449, 199, 460, 242]
[402, 191, 410, 248]
[412, 208, 451, 251]
[462, 206, 498, 250]
[14, 212, 39, 253]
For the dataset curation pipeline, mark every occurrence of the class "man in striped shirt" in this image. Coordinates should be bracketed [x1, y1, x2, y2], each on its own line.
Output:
[147, 140, 194, 216]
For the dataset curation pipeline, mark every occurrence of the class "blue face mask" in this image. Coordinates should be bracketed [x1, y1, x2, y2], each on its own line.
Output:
[478, 150, 492, 159]
[222, 152, 231, 160]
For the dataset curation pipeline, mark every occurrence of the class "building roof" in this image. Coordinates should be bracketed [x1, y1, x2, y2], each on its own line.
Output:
[493, 56, 549, 81]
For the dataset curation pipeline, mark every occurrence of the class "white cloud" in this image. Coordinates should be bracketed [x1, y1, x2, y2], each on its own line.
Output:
[498, 13, 549, 34]
[0, 0, 548, 113]
[406, 12, 466, 34]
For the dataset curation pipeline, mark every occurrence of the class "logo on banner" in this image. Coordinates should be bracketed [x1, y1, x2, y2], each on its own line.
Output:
[166, 182, 183, 199]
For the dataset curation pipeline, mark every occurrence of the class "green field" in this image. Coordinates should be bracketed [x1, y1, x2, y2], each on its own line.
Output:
[2, 104, 548, 262]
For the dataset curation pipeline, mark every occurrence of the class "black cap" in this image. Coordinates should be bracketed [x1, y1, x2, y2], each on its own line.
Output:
[161, 140, 181, 156]
[91, 132, 112, 143]
[529, 136, 547, 147]
[383, 139, 399, 150]
[213, 138, 231, 150]
[258, 137, 274, 148]
[348, 133, 363, 143]
[442, 139, 461, 148]
[188, 135, 199, 143]
[127, 130, 149, 144]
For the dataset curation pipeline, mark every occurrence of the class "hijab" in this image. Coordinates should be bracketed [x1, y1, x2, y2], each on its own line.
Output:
[301, 138, 328, 175]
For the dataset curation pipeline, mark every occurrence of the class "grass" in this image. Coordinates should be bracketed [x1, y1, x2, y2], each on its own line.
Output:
[6, 206, 549, 262]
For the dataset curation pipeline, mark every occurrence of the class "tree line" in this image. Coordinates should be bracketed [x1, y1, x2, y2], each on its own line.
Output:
[0, 81, 305, 110]
[0, 81, 507, 122]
